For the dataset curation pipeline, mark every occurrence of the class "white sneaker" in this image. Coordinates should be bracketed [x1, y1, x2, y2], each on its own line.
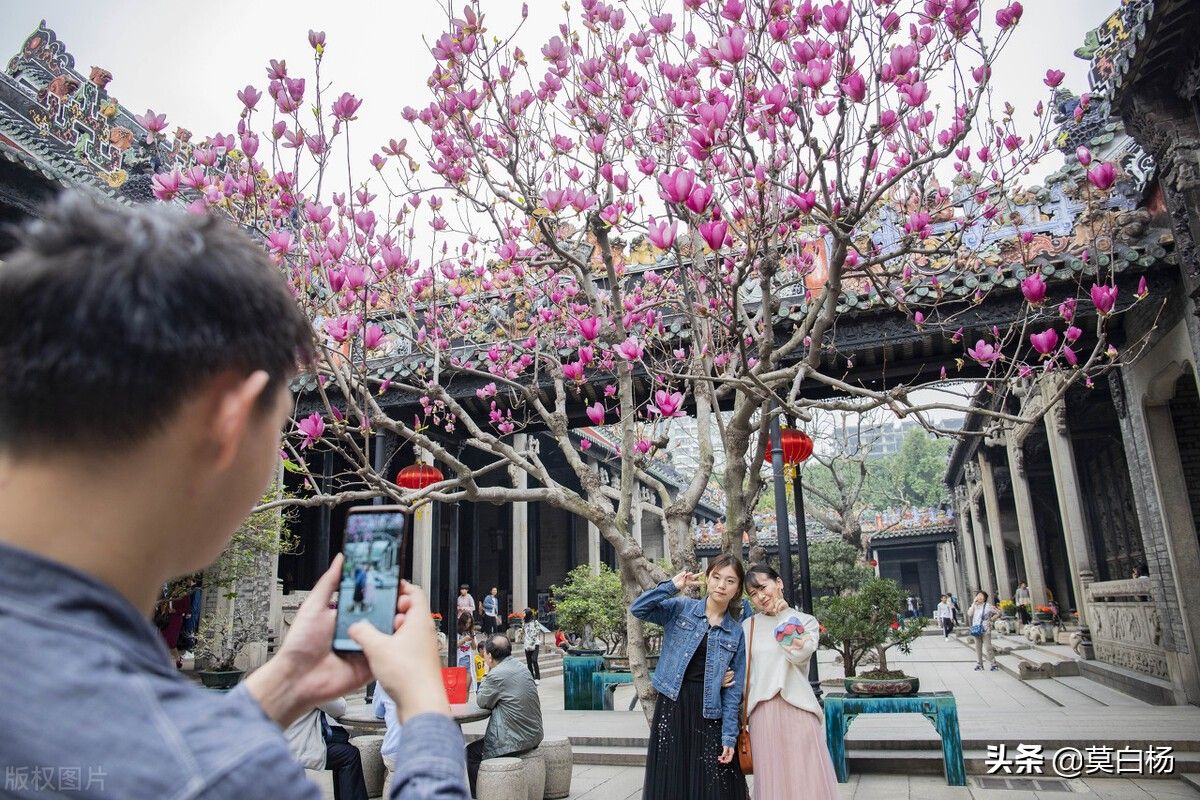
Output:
[181, 651, 194, 660]
[534, 679, 541, 686]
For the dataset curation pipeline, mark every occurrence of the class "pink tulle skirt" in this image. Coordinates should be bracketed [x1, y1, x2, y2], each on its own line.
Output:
[748, 694, 840, 800]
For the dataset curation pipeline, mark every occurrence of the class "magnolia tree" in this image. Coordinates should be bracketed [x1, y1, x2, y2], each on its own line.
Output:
[144, 0, 1149, 712]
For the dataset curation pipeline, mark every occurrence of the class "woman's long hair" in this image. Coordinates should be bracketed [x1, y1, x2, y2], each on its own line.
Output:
[457, 611, 473, 634]
[705, 553, 747, 620]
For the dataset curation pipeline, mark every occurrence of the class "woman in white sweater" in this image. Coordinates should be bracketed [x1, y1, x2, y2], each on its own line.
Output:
[742, 564, 839, 800]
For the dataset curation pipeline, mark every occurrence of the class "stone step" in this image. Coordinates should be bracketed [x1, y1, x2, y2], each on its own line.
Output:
[572, 744, 647, 767]
[1051, 675, 1153, 707]
[1017, 672, 1102, 707]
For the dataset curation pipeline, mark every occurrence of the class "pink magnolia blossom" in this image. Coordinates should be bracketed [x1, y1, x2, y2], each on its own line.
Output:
[237, 85, 262, 109]
[635, 439, 653, 454]
[647, 218, 677, 250]
[578, 317, 602, 341]
[1090, 283, 1118, 315]
[580, 440, 592, 450]
[586, 402, 605, 425]
[840, 73, 866, 103]
[1020, 273, 1046, 304]
[1087, 163, 1116, 190]
[332, 92, 363, 121]
[151, 170, 181, 201]
[715, 27, 747, 63]
[1136, 275, 1149, 299]
[1075, 146, 1092, 166]
[1030, 328, 1059, 357]
[297, 413, 325, 449]
[658, 168, 696, 204]
[134, 109, 168, 143]
[615, 337, 644, 361]
[699, 220, 728, 251]
[995, 2, 1023, 28]
[308, 29, 326, 50]
[653, 390, 685, 418]
[1043, 69, 1065, 88]
[562, 361, 585, 381]
[364, 324, 385, 350]
[1065, 325, 1083, 342]
[889, 45, 919, 76]
[1063, 345, 1078, 366]
[967, 340, 1001, 366]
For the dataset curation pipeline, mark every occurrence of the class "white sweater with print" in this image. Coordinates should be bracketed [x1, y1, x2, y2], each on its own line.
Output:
[741, 607, 823, 723]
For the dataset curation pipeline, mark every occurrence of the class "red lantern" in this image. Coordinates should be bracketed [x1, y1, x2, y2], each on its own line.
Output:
[396, 463, 444, 490]
[765, 428, 814, 465]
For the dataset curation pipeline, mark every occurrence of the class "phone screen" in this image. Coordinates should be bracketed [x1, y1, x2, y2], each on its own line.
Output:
[333, 507, 406, 652]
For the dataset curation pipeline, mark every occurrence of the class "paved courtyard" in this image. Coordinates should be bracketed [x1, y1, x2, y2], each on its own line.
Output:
[313, 632, 1200, 798]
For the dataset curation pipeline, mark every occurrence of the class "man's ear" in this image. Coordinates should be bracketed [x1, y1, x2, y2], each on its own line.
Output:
[211, 370, 272, 471]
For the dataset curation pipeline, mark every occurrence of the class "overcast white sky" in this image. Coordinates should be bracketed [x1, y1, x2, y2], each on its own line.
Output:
[0, 0, 1105, 183]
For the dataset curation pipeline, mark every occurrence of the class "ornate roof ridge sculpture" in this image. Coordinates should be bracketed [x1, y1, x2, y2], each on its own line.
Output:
[0, 22, 193, 204]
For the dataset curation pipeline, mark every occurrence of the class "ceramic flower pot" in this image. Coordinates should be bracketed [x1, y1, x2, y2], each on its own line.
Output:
[843, 674, 920, 696]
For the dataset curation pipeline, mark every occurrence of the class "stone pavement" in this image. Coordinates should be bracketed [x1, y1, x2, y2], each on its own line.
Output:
[317, 632, 1200, 797]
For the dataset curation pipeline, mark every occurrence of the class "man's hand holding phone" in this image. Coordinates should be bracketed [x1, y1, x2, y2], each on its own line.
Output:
[244, 554, 373, 727]
[350, 580, 451, 722]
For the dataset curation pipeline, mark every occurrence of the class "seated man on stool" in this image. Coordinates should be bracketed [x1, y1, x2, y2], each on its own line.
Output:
[286, 697, 368, 800]
[468, 634, 544, 797]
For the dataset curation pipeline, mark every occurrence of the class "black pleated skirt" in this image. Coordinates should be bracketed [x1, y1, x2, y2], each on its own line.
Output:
[642, 679, 749, 800]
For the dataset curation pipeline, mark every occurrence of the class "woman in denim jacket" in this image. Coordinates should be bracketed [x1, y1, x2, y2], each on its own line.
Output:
[631, 554, 748, 800]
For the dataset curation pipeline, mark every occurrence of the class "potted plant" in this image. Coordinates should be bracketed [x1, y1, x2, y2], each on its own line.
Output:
[1033, 604, 1055, 622]
[551, 565, 643, 661]
[998, 599, 1017, 618]
[817, 577, 926, 696]
[194, 484, 296, 689]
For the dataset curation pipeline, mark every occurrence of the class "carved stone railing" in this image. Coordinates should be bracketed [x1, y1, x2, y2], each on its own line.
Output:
[1086, 578, 1167, 680]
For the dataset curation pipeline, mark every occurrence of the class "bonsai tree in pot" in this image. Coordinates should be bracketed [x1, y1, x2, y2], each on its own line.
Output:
[552, 564, 627, 656]
[194, 484, 296, 687]
[817, 577, 926, 695]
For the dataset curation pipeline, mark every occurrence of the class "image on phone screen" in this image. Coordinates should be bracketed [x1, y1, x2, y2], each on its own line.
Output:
[333, 508, 405, 652]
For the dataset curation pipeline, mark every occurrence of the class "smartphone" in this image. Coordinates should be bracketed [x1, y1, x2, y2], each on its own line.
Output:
[332, 506, 407, 652]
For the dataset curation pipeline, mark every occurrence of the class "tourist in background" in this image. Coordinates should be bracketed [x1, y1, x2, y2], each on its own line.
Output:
[522, 609, 543, 684]
[468, 634, 545, 797]
[935, 594, 955, 639]
[1014, 582, 1032, 626]
[967, 591, 1001, 671]
[481, 586, 500, 635]
[457, 612, 477, 694]
[631, 554, 748, 800]
[457, 584, 476, 623]
[742, 564, 839, 800]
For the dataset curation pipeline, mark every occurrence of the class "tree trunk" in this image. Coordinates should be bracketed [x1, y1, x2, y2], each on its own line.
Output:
[621, 560, 658, 726]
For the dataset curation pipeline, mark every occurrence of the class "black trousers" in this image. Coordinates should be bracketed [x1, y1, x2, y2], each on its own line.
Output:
[482, 614, 496, 635]
[525, 646, 541, 679]
[941, 617, 954, 636]
[326, 726, 369, 800]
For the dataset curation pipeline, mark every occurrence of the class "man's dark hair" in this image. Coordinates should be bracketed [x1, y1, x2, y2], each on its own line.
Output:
[0, 192, 314, 453]
[485, 634, 511, 662]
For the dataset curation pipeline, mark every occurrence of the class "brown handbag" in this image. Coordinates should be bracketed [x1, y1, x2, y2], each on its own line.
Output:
[736, 616, 754, 774]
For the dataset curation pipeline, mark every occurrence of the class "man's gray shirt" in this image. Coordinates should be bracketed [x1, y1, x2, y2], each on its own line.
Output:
[474, 656, 544, 759]
[0, 541, 468, 799]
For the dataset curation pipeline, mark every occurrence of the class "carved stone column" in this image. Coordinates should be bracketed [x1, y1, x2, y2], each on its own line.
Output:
[954, 485, 982, 592]
[412, 451, 434, 591]
[511, 433, 529, 612]
[1041, 385, 1095, 658]
[965, 463, 994, 596]
[1006, 435, 1049, 608]
[977, 451, 1015, 602]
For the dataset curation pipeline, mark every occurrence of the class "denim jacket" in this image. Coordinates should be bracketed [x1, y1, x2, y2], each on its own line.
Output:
[630, 580, 746, 748]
